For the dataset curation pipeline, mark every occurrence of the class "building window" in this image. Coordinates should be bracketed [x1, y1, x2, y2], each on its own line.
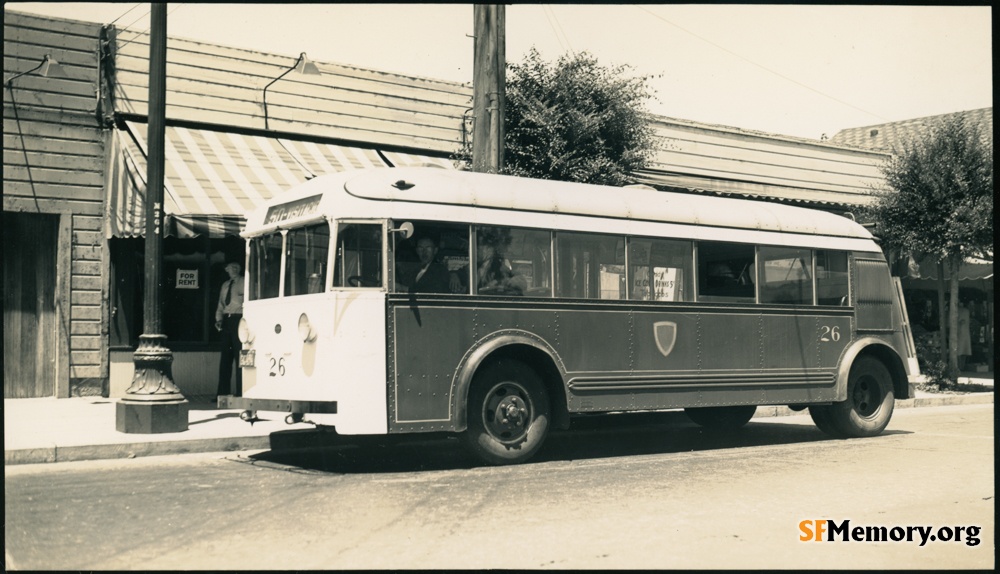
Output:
[110, 235, 244, 347]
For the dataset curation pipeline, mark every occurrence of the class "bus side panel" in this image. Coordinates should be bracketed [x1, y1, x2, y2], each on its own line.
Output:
[388, 299, 851, 432]
[568, 306, 845, 411]
[388, 302, 478, 431]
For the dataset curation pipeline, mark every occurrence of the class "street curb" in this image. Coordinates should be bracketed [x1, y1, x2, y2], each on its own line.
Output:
[4, 437, 272, 465]
[737, 392, 993, 419]
[5, 394, 993, 465]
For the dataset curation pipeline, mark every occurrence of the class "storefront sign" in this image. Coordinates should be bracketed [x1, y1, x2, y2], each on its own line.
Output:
[176, 269, 199, 289]
[264, 194, 323, 225]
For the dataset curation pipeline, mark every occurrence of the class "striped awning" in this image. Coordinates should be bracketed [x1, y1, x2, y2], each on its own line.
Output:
[107, 121, 454, 238]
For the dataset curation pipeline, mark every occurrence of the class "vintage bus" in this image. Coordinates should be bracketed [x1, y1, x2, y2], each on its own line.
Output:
[219, 167, 919, 464]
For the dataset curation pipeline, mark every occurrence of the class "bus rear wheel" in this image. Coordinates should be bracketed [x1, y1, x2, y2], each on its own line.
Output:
[462, 359, 550, 465]
[684, 405, 757, 429]
[826, 356, 894, 437]
[808, 405, 844, 437]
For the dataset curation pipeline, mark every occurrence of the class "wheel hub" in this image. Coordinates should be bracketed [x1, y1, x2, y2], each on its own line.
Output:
[484, 384, 531, 443]
[852, 377, 877, 417]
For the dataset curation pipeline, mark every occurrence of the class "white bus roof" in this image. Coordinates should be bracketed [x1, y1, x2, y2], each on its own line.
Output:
[245, 167, 879, 251]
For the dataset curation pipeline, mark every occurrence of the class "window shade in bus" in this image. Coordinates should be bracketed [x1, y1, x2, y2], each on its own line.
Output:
[106, 122, 391, 239]
[854, 259, 894, 331]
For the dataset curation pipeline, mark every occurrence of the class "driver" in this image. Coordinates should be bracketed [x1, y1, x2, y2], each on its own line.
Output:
[398, 235, 452, 294]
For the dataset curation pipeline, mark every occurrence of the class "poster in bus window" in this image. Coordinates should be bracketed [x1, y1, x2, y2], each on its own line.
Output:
[653, 267, 681, 301]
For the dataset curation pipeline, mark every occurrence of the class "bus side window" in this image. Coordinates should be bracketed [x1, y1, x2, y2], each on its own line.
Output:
[556, 232, 625, 299]
[816, 250, 850, 305]
[628, 238, 692, 301]
[475, 226, 530, 296]
[759, 246, 813, 305]
[393, 221, 470, 294]
[697, 241, 756, 303]
[333, 223, 383, 288]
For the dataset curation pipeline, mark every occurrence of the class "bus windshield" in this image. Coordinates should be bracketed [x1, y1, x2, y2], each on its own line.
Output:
[247, 221, 331, 300]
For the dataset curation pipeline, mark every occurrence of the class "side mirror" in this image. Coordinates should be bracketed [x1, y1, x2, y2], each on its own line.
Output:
[393, 221, 414, 240]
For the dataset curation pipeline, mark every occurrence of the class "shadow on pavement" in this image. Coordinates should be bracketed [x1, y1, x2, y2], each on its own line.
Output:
[248, 410, 905, 474]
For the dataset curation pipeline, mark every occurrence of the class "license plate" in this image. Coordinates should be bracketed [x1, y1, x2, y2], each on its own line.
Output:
[239, 349, 256, 367]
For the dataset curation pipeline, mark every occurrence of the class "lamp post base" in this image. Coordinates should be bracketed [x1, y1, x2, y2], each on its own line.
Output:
[117, 333, 188, 433]
[116, 399, 189, 433]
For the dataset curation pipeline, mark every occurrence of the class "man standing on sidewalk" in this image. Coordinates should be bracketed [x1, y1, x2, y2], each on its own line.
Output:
[215, 262, 244, 398]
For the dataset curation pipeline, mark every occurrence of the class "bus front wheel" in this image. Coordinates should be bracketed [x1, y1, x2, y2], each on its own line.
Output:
[825, 356, 894, 437]
[684, 405, 757, 429]
[462, 359, 550, 465]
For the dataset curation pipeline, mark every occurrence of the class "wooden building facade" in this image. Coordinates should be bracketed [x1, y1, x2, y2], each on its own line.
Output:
[4, 10, 893, 399]
[4, 12, 108, 397]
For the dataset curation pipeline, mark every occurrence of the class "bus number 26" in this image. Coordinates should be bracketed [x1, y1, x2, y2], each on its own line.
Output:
[269, 357, 286, 377]
[819, 325, 841, 342]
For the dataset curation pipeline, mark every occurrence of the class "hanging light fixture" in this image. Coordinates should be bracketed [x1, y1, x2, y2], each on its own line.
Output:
[4, 54, 65, 87]
[262, 52, 322, 130]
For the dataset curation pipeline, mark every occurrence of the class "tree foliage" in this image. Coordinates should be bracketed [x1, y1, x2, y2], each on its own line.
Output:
[463, 48, 659, 186]
[865, 114, 993, 262]
[863, 113, 992, 378]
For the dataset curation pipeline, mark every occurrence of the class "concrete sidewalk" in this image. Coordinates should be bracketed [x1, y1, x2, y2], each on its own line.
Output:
[4, 375, 993, 466]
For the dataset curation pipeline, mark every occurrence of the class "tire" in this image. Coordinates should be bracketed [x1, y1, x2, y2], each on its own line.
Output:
[462, 359, 550, 465]
[684, 405, 757, 430]
[826, 356, 895, 437]
[808, 405, 845, 437]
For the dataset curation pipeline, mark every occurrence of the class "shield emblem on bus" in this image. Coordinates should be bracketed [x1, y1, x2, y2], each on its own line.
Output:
[654, 321, 678, 357]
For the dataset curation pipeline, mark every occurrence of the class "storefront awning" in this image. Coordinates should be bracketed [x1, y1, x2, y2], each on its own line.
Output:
[107, 121, 454, 238]
[905, 256, 994, 283]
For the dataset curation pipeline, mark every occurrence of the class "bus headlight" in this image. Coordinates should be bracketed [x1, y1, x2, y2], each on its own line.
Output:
[237, 317, 254, 344]
[298, 313, 317, 342]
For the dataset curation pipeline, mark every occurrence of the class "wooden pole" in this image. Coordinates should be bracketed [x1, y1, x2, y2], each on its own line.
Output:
[472, 4, 505, 173]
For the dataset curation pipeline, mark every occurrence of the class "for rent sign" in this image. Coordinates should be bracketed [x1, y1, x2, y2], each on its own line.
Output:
[176, 269, 199, 289]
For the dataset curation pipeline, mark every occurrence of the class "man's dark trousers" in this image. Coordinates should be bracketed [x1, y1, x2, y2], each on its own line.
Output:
[218, 314, 243, 396]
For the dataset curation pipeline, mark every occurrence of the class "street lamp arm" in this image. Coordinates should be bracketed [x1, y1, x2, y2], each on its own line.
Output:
[262, 54, 305, 131]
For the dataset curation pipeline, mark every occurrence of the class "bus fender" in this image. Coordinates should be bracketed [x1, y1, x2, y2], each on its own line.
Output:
[450, 329, 568, 432]
[835, 336, 909, 401]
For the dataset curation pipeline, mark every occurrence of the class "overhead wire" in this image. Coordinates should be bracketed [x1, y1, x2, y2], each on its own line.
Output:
[109, 3, 143, 27]
[541, 5, 574, 57]
[115, 4, 185, 51]
[635, 5, 889, 123]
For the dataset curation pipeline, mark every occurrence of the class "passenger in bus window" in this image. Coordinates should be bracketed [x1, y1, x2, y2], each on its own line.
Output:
[397, 235, 452, 294]
[476, 227, 527, 295]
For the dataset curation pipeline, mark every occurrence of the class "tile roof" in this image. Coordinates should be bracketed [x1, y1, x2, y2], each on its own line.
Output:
[830, 107, 992, 152]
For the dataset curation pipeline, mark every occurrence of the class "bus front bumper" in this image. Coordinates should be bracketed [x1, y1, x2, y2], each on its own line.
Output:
[218, 395, 338, 415]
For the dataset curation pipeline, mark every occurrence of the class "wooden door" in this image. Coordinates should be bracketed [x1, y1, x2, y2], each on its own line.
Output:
[3, 213, 59, 397]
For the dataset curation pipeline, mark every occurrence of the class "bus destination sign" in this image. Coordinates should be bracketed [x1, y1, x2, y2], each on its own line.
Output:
[264, 194, 322, 225]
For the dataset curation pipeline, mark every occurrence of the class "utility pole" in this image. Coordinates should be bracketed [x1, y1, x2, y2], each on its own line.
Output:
[117, 3, 188, 433]
[472, 4, 505, 173]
